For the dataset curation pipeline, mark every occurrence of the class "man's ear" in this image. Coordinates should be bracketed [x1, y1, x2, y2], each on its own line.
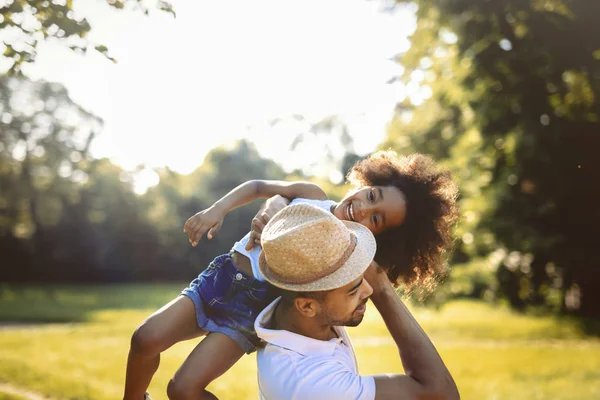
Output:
[294, 297, 320, 318]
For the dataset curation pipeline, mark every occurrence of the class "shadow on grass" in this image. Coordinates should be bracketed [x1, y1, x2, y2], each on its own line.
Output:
[0, 283, 186, 323]
[3, 284, 600, 339]
[579, 317, 600, 337]
[524, 305, 600, 338]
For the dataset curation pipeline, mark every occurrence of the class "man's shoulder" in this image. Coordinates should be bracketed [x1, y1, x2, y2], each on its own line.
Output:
[256, 342, 309, 378]
[257, 344, 375, 400]
[257, 340, 339, 365]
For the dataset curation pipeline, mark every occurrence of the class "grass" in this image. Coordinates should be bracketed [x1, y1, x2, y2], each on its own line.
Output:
[0, 284, 599, 400]
[0, 395, 28, 400]
[0, 393, 29, 400]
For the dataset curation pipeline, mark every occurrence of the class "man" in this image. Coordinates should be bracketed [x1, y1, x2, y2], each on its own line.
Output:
[255, 203, 459, 400]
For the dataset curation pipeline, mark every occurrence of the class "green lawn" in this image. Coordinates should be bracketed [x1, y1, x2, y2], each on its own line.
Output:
[0, 395, 28, 400]
[0, 392, 28, 400]
[0, 284, 599, 400]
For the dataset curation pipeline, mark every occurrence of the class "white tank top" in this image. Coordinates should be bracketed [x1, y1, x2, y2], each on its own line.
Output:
[231, 198, 337, 281]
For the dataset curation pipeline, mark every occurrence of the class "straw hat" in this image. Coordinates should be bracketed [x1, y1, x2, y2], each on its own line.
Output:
[258, 203, 376, 291]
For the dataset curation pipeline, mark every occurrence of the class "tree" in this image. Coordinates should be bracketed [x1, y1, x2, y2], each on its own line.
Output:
[268, 114, 356, 180]
[387, 0, 600, 316]
[0, 75, 102, 278]
[0, 0, 173, 281]
[0, 74, 166, 282]
[0, 0, 174, 75]
[143, 140, 288, 280]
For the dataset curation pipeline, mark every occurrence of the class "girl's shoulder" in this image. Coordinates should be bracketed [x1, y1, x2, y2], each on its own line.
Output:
[289, 197, 337, 212]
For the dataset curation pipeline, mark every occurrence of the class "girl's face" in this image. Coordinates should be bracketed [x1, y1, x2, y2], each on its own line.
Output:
[332, 185, 406, 236]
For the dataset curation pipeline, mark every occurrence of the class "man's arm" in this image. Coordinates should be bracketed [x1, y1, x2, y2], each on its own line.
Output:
[184, 180, 326, 246]
[364, 265, 460, 400]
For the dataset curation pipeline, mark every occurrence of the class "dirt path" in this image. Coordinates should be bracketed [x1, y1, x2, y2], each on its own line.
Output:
[0, 382, 52, 400]
[0, 322, 71, 331]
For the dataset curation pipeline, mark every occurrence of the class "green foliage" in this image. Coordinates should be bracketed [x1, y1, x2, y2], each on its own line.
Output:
[386, 0, 600, 316]
[0, 0, 174, 74]
[435, 258, 499, 302]
[142, 140, 288, 279]
[0, 73, 346, 284]
[1, 119, 296, 282]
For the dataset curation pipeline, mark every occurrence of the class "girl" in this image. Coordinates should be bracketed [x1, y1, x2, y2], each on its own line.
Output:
[123, 150, 458, 400]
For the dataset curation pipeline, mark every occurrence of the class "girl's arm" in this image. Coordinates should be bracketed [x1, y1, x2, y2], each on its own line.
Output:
[184, 180, 327, 246]
[214, 180, 327, 212]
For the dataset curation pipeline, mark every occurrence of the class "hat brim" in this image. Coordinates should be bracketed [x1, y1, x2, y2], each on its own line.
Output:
[258, 220, 376, 292]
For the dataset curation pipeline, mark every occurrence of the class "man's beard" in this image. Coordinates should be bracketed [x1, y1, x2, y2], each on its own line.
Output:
[325, 299, 368, 327]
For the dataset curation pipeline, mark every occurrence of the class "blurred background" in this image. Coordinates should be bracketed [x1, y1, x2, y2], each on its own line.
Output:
[0, 0, 599, 399]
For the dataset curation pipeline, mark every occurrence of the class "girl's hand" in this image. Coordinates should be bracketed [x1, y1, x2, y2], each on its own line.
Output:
[184, 205, 225, 246]
[245, 195, 290, 250]
[364, 260, 390, 296]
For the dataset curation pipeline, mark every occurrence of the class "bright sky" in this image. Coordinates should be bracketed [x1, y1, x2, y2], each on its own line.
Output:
[22, 0, 416, 193]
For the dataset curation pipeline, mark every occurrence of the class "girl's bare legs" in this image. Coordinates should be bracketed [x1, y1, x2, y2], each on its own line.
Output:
[124, 296, 207, 400]
[167, 332, 245, 400]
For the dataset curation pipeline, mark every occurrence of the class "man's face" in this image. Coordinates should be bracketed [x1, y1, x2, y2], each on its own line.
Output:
[317, 273, 374, 327]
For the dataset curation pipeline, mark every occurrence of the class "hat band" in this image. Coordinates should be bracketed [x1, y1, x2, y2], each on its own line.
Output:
[265, 231, 358, 285]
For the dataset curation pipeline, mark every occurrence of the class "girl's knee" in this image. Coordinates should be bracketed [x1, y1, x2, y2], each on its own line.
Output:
[166, 378, 183, 400]
[167, 377, 211, 400]
[130, 322, 165, 355]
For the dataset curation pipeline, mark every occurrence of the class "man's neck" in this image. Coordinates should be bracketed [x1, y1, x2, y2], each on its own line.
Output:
[273, 301, 337, 342]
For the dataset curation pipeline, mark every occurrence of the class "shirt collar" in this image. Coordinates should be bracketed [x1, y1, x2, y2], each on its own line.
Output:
[255, 297, 344, 357]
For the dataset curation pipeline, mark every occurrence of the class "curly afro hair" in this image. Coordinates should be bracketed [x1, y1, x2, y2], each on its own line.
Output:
[347, 150, 459, 294]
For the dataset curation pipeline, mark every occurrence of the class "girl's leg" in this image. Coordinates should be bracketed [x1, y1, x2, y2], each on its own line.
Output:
[166, 332, 245, 400]
[124, 295, 207, 400]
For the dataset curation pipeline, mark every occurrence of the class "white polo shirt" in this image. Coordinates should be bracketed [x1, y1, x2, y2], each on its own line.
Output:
[255, 298, 376, 400]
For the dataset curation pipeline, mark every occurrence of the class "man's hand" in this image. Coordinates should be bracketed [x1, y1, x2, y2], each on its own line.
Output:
[183, 205, 225, 246]
[245, 195, 289, 250]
